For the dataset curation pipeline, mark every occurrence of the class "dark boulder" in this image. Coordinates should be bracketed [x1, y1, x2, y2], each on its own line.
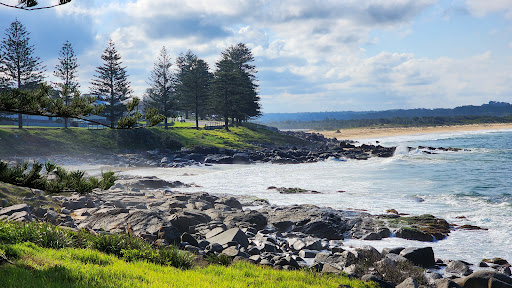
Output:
[399, 247, 435, 268]
[459, 271, 512, 288]
[207, 228, 250, 248]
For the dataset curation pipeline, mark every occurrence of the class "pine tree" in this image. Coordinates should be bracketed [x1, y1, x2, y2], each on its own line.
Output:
[54, 40, 79, 128]
[90, 40, 132, 128]
[175, 50, 212, 129]
[0, 19, 46, 128]
[175, 50, 196, 119]
[210, 59, 240, 131]
[144, 46, 175, 129]
[219, 43, 261, 125]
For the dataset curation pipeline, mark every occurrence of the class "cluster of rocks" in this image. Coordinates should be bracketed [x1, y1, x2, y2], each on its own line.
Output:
[2, 175, 509, 287]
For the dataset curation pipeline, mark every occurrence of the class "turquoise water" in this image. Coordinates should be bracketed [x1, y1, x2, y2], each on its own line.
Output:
[124, 129, 512, 264]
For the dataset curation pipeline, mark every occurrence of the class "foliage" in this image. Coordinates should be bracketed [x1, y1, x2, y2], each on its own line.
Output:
[205, 253, 233, 266]
[0, 19, 46, 129]
[0, 19, 45, 90]
[175, 50, 212, 129]
[0, 242, 376, 288]
[0, 0, 72, 10]
[0, 221, 195, 270]
[0, 160, 117, 194]
[145, 46, 176, 130]
[210, 43, 260, 130]
[90, 40, 133, 128]
[54, 40, 79, 129]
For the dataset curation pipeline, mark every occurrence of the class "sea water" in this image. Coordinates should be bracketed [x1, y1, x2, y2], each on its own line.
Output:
[122, 129, 512, 264]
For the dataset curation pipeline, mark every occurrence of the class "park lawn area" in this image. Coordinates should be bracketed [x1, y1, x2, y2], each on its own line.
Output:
[0, 242, 376, 288]
[0, 124, 306, 157]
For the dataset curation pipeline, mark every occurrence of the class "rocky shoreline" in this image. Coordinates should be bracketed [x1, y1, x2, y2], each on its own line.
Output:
[1, 175, 510, 288]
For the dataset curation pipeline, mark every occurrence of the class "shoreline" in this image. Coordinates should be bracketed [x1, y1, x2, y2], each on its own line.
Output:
[313, 123, 512, 140]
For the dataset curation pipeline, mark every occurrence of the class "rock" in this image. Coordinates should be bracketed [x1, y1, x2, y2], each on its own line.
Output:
[206, 243, 223, 253]
[397, 277, 418, 288]
[263, 241, 278, 253]
[399, 247, 435, 268]
[322, 263, 342, 274]
[181, 233, 199, 247]
[436, 279, 461, 288]
[205, 227, 225, 239]
[354, 245, 382, 262]
[459, 271, 512, 288]
[497, 265, 512, 276]
[484, 258, 510, 266]
[385, 253, 409, 264]
[215, 197, 243, 210]
[489, 277, 512, 288]
[1, 199, 8, 207]
[446, 260, 473, 276]
[396, 227, 434, 242]
[0, 204, 30, 216]
[304, 238, 323, 250]
[299, 249, 318, 259]
[169, 210, 211, 233]
[361, 275, 394, 288]
[362, 232, 382, 240]
[382, 247, 405, 255]
[222, 246, 241, 257]
[158, 226, 180, 244]
[207, 228, 250, 248]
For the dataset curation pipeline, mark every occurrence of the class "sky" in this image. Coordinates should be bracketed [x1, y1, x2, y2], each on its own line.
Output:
[0, 0, 511, 113]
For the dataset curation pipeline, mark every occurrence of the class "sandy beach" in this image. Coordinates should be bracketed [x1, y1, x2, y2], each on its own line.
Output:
[314, 123, 512, 140]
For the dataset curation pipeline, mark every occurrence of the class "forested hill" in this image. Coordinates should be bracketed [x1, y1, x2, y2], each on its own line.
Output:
[256, 101, 512, 124]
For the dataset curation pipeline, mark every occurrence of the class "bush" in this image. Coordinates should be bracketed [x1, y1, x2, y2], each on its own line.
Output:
[0, 160, 116, 194]
[0, 221, 195, 269]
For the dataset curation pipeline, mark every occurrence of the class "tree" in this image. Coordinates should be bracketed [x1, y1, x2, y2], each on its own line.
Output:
[175, 50, 212, 129]
[210, 59, 239, 131]
[0, 0, 72, 10]
[54, 40, 79, 128]
[144, 46, 175, 129]
[0, 19, 46, 129]
[90, 40, 132, 128]
[219, 43, 261, 125]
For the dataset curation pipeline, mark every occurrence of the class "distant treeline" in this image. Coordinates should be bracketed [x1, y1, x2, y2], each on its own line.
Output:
[266, 115, 512, 130]
[257, 101, 512, 124]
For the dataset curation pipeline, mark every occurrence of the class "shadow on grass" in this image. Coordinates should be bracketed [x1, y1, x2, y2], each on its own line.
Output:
[0, 264, 112, 288]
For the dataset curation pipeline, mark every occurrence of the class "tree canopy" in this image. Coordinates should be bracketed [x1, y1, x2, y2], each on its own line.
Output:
[0, 0, 72, 10]
[90, 40, 132, 128]
[145, 46, 176, 130]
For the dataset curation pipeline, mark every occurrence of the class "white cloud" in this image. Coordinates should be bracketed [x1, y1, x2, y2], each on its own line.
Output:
[465, 0, 512, 17]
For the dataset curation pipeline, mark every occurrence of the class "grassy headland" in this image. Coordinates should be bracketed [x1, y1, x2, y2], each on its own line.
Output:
[0, 124, 305, 157]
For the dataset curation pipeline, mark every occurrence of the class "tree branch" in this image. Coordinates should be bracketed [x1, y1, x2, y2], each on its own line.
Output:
[0, 1, 71, 10]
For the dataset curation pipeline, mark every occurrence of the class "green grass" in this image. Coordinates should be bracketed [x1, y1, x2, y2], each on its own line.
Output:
[0, 221, 377, 287]
[0, 242, 377, 288]
[0, 124, 305, 157]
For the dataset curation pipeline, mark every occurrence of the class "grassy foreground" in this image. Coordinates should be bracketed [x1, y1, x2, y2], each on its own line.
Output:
[0, 242, 377, 288]
[0, 124, 304, 157]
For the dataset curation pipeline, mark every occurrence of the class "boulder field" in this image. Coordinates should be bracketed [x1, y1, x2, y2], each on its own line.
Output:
[1, 175, 510, 287]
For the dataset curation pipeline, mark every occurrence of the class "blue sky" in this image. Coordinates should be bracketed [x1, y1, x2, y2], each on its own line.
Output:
[1, 0, 511, 113]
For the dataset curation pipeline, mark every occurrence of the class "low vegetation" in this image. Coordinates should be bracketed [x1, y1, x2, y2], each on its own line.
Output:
[0, 221, 377, 288]
[0, 160, 116, 194]
[0, 123, 305, 157]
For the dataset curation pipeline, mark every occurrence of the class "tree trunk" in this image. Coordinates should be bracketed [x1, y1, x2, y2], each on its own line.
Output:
[64, 117, 68, 128]
[18, 113, 22, 129]
[165, 118, 168, 130]
[224, 116, 229, 131]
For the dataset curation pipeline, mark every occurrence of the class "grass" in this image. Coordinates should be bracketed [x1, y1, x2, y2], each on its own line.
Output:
[0, 221, 377, 288]
[0, 242, 377, 288]
[0, 124, 305, 157]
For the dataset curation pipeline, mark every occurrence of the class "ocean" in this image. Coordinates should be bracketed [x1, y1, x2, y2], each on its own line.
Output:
[121, 129, 512, 265]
